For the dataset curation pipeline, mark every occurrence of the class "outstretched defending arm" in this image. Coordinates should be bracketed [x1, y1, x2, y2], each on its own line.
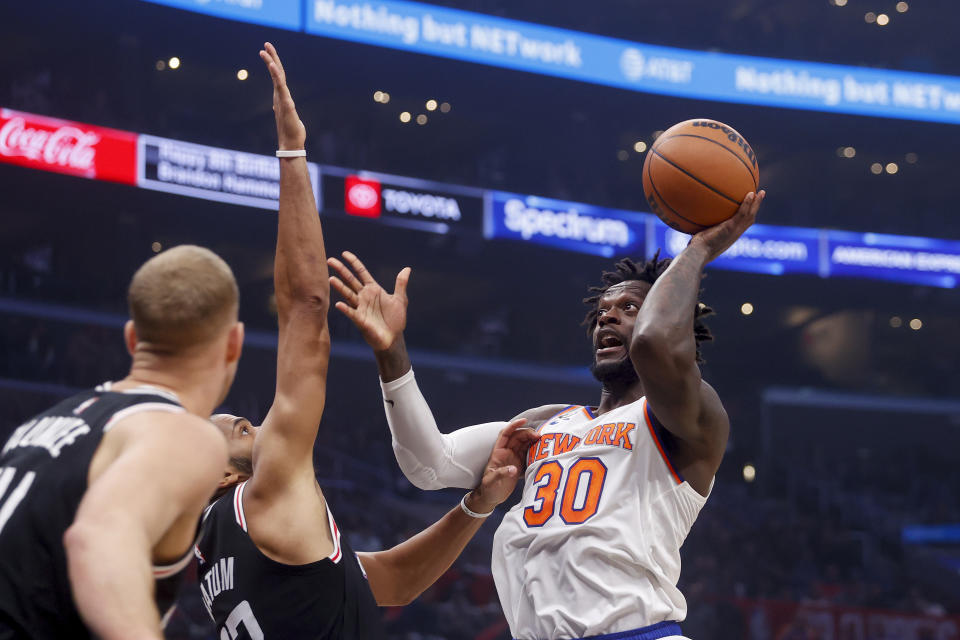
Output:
[329, 251, 540, 489]
[629, 191, 765, 492]
[247, 43, 330, 498]
[358, 420, 538, 605]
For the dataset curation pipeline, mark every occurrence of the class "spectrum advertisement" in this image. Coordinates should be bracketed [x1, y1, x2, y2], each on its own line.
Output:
[142, 0, 960, 125]
[485, 191, 647, 258]
[652, 221, 823, 277]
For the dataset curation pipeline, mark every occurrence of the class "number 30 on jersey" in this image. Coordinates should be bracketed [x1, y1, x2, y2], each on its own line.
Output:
[523, 457, 607, 527]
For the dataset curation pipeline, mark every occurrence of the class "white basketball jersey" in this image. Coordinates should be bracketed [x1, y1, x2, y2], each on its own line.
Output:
[491, 398, 711, 640]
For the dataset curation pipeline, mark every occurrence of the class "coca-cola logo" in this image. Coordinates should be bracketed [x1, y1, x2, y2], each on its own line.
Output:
[0, 117, 100, 172]
[344, 175, 381, 218]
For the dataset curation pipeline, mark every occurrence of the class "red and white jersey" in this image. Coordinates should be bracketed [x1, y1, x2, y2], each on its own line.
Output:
[491, 398, 711, 640]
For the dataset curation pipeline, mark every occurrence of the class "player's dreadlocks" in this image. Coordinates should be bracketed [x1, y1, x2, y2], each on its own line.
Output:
[582, 251, 715, 364]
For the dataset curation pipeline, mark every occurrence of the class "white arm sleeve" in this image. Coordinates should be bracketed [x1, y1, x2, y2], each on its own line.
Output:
[380, 368, 506, 490]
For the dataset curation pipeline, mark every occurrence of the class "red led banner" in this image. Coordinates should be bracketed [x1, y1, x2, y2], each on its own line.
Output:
[0, 108, 137, 185]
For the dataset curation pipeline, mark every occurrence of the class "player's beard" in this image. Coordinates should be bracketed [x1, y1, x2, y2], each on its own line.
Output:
[590, 355, 639, 387]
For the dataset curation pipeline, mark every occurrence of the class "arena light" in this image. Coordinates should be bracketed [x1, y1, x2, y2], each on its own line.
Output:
[151, 242, 162, 253]
[416, 114, 428, 125]
[889, 316, 902, 328]
[236, 69, 249, 81]
[373, 91, 391, 103]
[843, 146, 856, 158]
[425, 99, 438, 111]
[886, 162, 899, 174]
[617, 150, 629, 161]
[876, 13, 890, 26]
[168, 56, 181, 70]
[399, 111, 411, 123]
[864, 12, 876, 23]
[633, 141, 647, 153]
[440, 102, 451, 113]
[870, 163, 883, 175]
[905, 152, 918, 164]
[910, 318, 922, 330]
[155, 60, 166, 71]
[833, 0, 848, 5]
[896, 1, 908, 12]
[742, 464, 757, 482]
[741, 302, 754, 315]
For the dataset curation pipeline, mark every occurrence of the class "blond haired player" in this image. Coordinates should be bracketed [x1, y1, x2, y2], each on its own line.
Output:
[0, 245, 242, 640]
[329, 190, 765, 640]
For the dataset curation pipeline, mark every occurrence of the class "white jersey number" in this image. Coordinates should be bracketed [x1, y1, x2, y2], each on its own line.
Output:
[220, 600, 264, 640]
[0, 467, 36, 535]
[523, 457, 607, 527]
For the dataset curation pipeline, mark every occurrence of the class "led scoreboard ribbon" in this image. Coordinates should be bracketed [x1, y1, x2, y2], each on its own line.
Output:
[2, 106, 959, 288]
[142, 0, 960, 125]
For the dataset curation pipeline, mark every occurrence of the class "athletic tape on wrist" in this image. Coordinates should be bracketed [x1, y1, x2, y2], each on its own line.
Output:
[275, 149, 306, 158]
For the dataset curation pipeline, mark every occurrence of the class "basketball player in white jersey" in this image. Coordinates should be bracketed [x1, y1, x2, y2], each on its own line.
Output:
[327, 189, 765, 640]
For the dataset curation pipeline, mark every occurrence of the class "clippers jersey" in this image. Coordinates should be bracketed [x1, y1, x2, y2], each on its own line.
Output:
[491, 398, 711, 640]
[195, 482, 384, 640]
[0, 383, 190, 639]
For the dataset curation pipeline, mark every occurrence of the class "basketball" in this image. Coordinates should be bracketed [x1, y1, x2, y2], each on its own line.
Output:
[642, 119, 760, 234]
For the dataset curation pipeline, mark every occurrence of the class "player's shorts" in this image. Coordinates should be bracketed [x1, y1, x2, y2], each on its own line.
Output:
[520, 621, 689, 640]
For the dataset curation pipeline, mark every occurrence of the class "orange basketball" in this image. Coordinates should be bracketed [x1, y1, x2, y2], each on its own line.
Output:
[641, 119, 759, 234]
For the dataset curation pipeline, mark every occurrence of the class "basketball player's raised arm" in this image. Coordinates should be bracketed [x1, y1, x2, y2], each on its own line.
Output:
[329, 252, 537, 489]
[358, 421, 536, 605]
[64, 413, 226, 640]
[629, 191, 765, 454]
[247, 43, 330, 495]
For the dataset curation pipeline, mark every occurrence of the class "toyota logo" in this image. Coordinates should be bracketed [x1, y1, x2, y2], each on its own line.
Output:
[348, 183, 379, 210]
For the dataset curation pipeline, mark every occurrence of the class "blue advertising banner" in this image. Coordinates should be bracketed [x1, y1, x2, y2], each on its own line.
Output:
[301, 0, 960, 125]
[826, 230, 960, 289]
[140, 0, 960, 124]
[651, 221, 822, 276]
[142, 0, 303, 30]
[485, 191, 648, 258]
[902, 524, 960, 545]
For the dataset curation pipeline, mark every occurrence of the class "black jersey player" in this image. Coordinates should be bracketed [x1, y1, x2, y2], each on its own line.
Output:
[193, 43, 536, 640]
[0, 245, 242, 639]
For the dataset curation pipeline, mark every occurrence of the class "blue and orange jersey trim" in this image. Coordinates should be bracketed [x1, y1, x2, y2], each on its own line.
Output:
[642, 399, 684, 485]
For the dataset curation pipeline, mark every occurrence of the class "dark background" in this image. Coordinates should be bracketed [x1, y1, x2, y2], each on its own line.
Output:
[2, 1, 959, 638]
